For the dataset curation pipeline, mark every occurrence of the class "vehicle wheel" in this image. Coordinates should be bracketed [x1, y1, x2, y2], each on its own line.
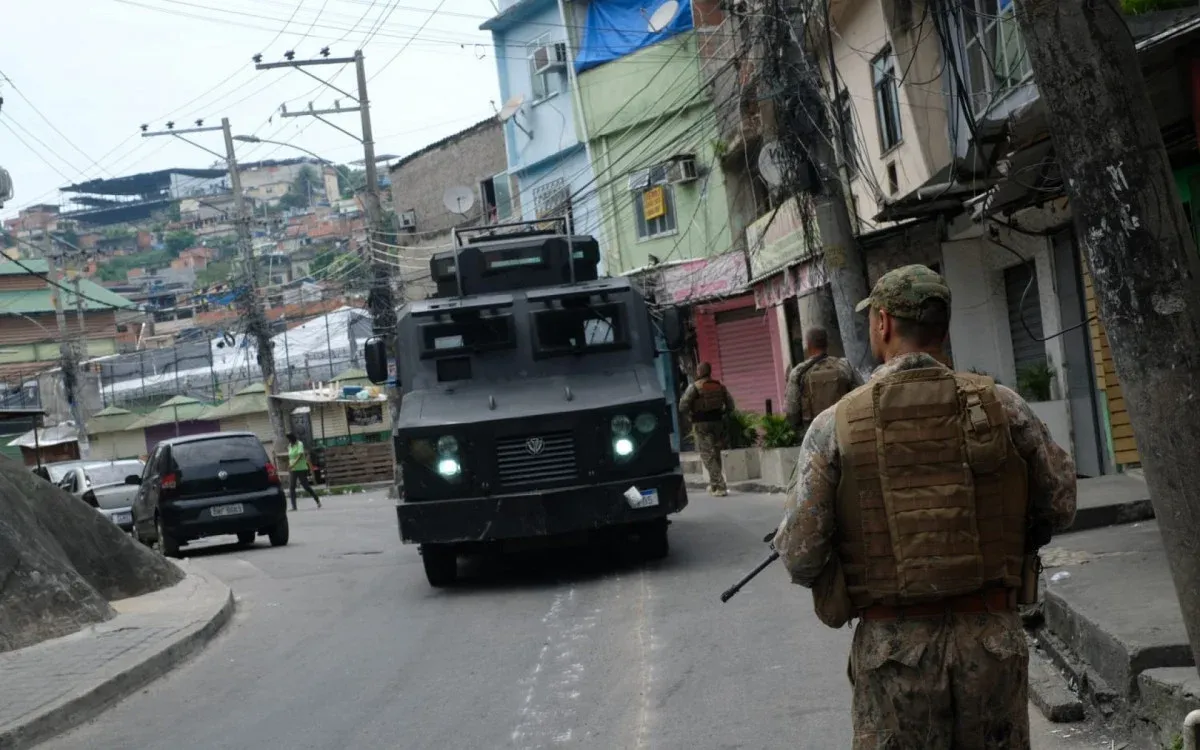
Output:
[268, 516, 290, 547]
[132, 520, 151, 547]
[156, 516, 181, 558]
[421, 544, 458, 587]
[639, 519, 669, 561]
[237, 531, 256, 546]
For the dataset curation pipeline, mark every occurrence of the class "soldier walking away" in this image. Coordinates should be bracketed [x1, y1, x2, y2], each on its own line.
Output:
[286, 432, 322, 511]
[679, 362, 735, 497]
[772, 265, 1077, 749]
[783, 326, 859, 442]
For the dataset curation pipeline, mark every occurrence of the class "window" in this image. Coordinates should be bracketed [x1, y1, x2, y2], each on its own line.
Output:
[480, 173, 514, 224]
[418, 315, 516, 358]
[527, 34, 566, 101]
[958, 0, 1032, 116]
[630, 164, 677, 240]
[835, 88, 857, 173]
[872, 46, 903, 152]
[886, 162, 899, 194]
[532, 302, 629, 357]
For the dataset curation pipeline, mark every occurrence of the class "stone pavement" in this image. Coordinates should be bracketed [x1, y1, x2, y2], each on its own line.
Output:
[0, 562, 233, 750]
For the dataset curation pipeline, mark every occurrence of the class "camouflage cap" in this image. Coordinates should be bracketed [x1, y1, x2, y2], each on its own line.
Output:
[854, 264, 951, 320]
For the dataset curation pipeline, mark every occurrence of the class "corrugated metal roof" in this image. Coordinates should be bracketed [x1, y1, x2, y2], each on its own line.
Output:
[0, 260, 137, 312]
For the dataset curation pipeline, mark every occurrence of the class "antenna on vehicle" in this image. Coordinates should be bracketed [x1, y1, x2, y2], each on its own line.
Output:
[647, 0, 680, 33]
[443, 186, 476, 297]
[497, 94, 532, 139]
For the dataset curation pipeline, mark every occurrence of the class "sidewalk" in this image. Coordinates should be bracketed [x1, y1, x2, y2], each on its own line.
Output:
[1037, 516, 1198, 748]
[0, 562, 233, 750]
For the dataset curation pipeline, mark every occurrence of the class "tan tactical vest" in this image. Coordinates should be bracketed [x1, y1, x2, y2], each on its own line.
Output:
[802, 357, 854, 424]
[691, 379, 728, 422]
[831, 368, 1029, 609]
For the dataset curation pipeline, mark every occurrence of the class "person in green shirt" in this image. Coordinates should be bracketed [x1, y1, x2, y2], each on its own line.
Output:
[286, 433, 322, 510]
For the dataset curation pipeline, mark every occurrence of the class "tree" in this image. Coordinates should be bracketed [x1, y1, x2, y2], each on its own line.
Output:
[164, 229, 197, 256]
[1015, 0, 1200, 672]
[337, 166, 367, 199]
[278, 165, 322, 211]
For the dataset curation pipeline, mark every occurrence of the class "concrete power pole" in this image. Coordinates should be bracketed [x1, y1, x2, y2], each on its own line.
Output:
[757, 2, 873, 373]
[141, 118, 289, 458]
[44, 232, 90, 456]
[257, 49, 402, 451]
[1014, 0, 1200, 674]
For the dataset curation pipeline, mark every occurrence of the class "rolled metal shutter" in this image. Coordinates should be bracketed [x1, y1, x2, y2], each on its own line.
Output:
[714, 307, 777, 415]
[1005, 263, 1046, 372]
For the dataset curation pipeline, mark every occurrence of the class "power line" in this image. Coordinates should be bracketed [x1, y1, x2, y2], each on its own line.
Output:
[0, 231, 143, 311]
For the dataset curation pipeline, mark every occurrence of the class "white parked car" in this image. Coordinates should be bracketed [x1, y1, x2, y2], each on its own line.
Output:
[58, 459, 146, 532]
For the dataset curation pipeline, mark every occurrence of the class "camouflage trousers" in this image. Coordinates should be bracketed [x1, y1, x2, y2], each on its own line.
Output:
[693, 423, 726, 492]
[848, 611, 1030, 749]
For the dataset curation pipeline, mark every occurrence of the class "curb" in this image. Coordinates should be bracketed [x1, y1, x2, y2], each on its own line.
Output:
[0, 565, 235, 750]
[685, 479, 785, 495]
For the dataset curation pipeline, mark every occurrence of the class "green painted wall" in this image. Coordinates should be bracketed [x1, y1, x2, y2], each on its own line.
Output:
[0, 338, 116, 364]
[577, 33, 735, 274]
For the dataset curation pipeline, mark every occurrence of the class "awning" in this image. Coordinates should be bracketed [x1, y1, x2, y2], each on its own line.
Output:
[629, 251, 749, 307]
[752, 258, 828, 309]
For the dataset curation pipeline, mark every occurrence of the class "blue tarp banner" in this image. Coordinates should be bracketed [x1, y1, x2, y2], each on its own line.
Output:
[574, 0, 693, 74]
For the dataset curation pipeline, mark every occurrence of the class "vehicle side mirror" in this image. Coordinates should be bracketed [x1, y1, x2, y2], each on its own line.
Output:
[125, 475, 142, 486]
[364, 337, 388, 385]
[661, 307, 685, 350]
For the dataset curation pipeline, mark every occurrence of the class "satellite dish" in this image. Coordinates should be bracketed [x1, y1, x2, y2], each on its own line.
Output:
[758, 140, 785, 188]
[497, 94, 526, 123]
[648, 0, 680, 33]
[443, 186, 476, 215]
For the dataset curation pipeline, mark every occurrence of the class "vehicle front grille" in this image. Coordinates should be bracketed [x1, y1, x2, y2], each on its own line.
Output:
[495, 430, 577, 486]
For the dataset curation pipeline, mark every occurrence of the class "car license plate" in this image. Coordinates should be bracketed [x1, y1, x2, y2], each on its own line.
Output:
[113, 512, 132, 526]
[210, 503, 244, 518]
[624, 487, 659, 509]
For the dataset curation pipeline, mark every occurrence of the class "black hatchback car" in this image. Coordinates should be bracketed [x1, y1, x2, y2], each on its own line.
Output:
[128, 432, 289, 557]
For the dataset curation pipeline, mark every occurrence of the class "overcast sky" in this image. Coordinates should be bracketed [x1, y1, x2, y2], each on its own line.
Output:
[0, 0, 505, 220]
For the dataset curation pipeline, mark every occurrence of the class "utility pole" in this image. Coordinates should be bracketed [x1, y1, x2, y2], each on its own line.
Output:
[254, 50, 399, 344]
[142, 118, 289, 460]
[257, 48, 403, 490]
[44, 232, 89, 456]
[758, 1, 873, 373]
[1014, 0, 1200, 675]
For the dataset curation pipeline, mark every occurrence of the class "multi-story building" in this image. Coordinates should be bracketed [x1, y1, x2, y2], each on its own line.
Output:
[387, 118, 508, 300]
[481, 0, 606, 263]
[0, 258, 138, 388]
[735, 0, 1200, 476]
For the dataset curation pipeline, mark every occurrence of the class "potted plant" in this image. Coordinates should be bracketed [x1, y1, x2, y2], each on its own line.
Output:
[758, 413, 803, 489]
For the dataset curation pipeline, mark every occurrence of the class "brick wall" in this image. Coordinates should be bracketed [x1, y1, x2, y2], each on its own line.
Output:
[388, 119, 507, 237]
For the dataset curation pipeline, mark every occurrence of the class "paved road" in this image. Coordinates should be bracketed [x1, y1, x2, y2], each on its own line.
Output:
[45, 489, 1116, 749]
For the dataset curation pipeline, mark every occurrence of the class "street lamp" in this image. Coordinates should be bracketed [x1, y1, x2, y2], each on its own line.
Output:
[232, 135, 356, 185]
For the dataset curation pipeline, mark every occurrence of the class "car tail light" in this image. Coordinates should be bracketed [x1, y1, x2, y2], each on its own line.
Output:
[265, 462, 279, 485]
[161, 473, 178, 491]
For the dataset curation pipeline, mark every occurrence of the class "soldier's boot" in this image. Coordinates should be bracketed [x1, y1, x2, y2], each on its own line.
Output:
[712, 488, 728, 497]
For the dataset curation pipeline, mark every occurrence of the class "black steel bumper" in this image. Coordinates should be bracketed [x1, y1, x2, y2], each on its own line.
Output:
[396, 471, 688, 545]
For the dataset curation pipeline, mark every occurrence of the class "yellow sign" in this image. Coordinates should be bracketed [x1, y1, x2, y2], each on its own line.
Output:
[642, 186, 666, 221]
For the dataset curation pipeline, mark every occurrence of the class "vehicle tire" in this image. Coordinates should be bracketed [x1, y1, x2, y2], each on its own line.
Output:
[156, 516, 181, 558]
[237, 531, 256, 546]
[268, 516, 290, 547]
[639, 519, 669, 560]
[132, 520, 151, 547]
[421, 544, 457, 587]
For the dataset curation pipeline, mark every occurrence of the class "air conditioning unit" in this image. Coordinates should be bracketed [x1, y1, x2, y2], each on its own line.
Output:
[533, 42, 569, 75]
[399, 210, 417, 230]
[668, 155, 699, 184]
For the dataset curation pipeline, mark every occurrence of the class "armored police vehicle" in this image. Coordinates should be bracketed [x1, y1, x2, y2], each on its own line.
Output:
[364, 219, 689, 587]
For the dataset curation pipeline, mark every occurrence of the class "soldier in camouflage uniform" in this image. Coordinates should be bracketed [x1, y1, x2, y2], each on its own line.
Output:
[679, 362, 735, 497]
[784, 326, 860, 441]
[772, 265, 1078, 749]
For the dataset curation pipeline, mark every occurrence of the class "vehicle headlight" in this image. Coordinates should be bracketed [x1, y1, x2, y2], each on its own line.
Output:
[634, 412, 657, 434]
[436, 458, 461, 477]
[611, 415, 632, 436]
[613, 437, 635, 457]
